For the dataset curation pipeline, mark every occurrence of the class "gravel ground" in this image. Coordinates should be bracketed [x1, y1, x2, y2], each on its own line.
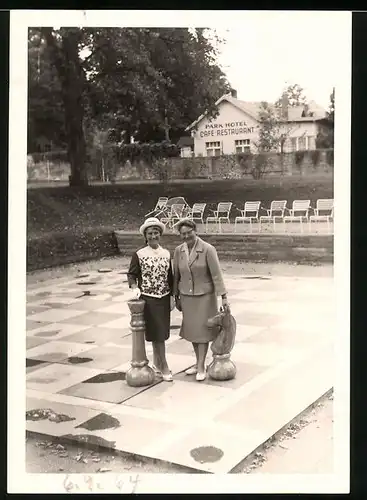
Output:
[238, 392, 334, 474]
[26, 254, 333, 287]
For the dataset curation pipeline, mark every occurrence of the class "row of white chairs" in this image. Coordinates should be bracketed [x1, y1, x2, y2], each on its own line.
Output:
[233, 199, 334, 233]
[145, 197, 334, 234]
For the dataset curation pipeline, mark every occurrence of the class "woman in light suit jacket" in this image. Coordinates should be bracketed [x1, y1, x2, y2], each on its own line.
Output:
[173, 219, 230, 381]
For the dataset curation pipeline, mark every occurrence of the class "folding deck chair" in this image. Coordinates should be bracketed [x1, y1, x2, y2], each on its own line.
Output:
[205, 202, 233, 233]
[309, 199, 334, 233]
[185, 203, 207, 224]
[283, 200, 311, 233]
[145, 197, 168, 218]
[259, 200, 287, 231]
[234, 201, 261, 233]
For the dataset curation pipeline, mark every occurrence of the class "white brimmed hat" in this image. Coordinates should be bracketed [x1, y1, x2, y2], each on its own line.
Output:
[139, 217, 165, 235]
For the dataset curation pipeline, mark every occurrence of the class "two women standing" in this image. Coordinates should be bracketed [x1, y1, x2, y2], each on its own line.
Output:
[127, 216, 229, 383]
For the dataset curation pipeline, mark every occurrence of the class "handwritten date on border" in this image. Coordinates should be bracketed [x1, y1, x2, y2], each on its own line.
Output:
[63, 474, 141, 493]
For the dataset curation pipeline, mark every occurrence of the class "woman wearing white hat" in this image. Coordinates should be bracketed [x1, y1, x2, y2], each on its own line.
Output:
[127, 217, 173, 381]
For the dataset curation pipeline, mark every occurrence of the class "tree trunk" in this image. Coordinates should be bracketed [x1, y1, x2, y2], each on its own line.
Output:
[280, 138, 285, 176]
[42, 28, 88, 187]
[62, 32, 88, 186]
[164, 115, 170, 142]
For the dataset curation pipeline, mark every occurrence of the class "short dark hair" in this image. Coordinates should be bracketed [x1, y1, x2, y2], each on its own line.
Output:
[177, 218, 197, 232]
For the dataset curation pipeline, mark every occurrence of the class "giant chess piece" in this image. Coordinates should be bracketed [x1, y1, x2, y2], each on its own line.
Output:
[207, 308, 237, 381]
[126, 299, 155, 387]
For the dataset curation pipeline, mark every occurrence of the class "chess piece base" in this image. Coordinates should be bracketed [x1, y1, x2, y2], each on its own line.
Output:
[208, 353, 236, 381]
[126, 365, 155, 387]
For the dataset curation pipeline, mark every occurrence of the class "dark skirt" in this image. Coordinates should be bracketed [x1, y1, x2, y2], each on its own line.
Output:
[141, 294, 171, 342]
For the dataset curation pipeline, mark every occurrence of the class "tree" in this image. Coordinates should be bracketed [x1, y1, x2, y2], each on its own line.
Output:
[29, 27, 231, 185]
[257, 83, 309, 155]
[256, 102, 281, 152]
[256, 101, 295, 154]
[83, 28, 230, 143]
[275, 83, 308, 108]
[316, 87, 334, 148]
[39, 27, 89, 186]
[28, 29, 66, 152]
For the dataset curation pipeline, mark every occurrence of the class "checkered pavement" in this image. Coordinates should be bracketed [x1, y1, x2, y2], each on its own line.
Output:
[26, 268, 334, 473]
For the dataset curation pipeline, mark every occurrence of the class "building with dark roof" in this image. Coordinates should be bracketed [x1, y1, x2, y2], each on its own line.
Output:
[185, 91, 331, 156]
[177, 136, 194, 157]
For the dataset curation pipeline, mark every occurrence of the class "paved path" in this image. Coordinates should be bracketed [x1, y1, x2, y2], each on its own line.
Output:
[189, 221, 333, 235]
[26, 268, 334, 473]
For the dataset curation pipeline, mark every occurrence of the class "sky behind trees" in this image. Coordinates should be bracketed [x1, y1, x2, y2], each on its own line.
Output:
[214, 11, 345, 108]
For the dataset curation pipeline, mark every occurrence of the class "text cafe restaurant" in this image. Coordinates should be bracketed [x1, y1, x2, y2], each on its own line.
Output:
[183, 90, 329, 157]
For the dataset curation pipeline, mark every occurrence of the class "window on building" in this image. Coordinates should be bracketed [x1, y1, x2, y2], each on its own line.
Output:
[235, 139, 251, 154]
[278, 137, 292, 153]
[290, 136, 316, 152]
[291, 137, 298, 152]
[307, 136, 315, 150]
[298, 137, 306, 151]
[206, 141, 221, 156]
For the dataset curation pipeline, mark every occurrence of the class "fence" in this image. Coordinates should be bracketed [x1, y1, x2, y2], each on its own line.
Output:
[27, 148, 334, 183]
[27, 150, 70, 182]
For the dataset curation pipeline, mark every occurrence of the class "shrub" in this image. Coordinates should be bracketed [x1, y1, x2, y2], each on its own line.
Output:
[219, 155, 242, 179]
[236, 151, 253, 174]
[295, 150, 306, 167]
[27, 228, 119, 272]
[114, 141, 180, 166]
[310, 150, 321, 168]
[30, 150, 69, 164]
[253, 153, 270, 179]
[150, 158, 171, 183]
[326, 149, 334, 167]
[183, 160, 194, 179]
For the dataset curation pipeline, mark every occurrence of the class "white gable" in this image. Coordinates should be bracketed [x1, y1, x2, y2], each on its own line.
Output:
[192, 100, 260, 155]
[194, 100, 259, 141]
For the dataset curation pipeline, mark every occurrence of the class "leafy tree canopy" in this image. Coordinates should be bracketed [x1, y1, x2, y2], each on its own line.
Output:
[28, 27, 231, 185]
[275, 83, 308, 108]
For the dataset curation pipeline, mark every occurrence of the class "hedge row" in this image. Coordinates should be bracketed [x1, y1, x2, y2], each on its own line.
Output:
[27, 227, 333, 272]
[27, 228, 119, 272]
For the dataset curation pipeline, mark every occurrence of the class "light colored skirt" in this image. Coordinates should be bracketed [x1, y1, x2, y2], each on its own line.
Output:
[180, 292, 218, 343]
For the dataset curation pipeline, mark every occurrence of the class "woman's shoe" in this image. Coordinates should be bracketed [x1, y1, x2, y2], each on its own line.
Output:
[196, 371, 206, 382]
[162, 371, 173, 382]
[152, 365, 163, 376]
[185, 365, 198, 375]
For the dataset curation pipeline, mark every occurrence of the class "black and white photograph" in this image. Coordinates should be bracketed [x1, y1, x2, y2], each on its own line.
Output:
[8, 9, 350, 494]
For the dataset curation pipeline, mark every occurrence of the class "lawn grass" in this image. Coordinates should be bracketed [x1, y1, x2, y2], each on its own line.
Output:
[27, 176, 333, 238]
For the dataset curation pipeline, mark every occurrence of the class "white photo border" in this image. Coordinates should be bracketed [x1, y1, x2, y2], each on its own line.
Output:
[8, 9, 351, 494]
